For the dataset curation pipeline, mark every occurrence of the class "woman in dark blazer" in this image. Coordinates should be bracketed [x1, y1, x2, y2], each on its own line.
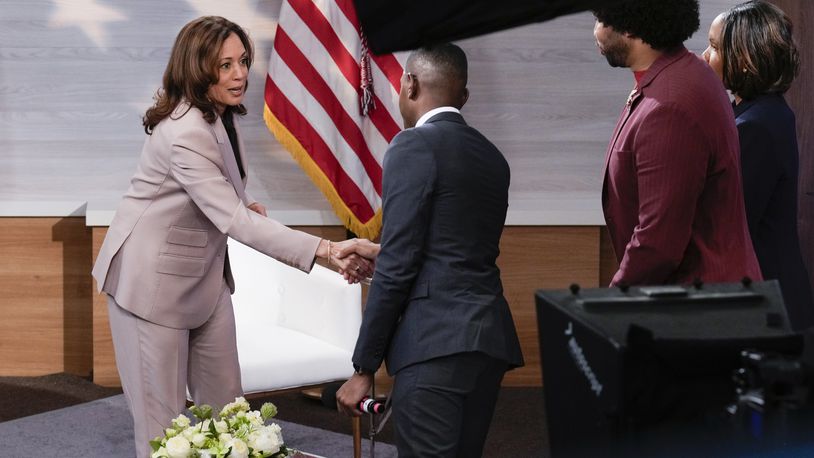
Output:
[703, 0, 814, 330]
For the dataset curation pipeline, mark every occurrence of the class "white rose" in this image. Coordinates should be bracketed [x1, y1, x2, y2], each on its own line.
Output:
[268, 423, 283, 443]
[181, 427, 196, 441]
[165, 435, 192, 458]
[215, 420, 229, 433]
[151, 447, 168, 458]
[219, 397, 250, 417]
[227, 438, 249, 458]
[192, 432, 207, 448]
[172, 414, 191, 429]
[247, 428, 281, 454]
[245, 410, 263, 427]
[219, 433, 233, 443]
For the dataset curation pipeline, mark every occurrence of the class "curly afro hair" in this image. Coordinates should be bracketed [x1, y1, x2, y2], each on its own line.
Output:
[593, 0, 700, 50]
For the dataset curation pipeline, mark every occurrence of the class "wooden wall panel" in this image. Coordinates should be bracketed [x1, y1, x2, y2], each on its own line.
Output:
[91, 227, 118, 386]
[599, 227, 619, 288]
[0, 217, 92, 376]
[769, 0, 814, 303]
[498, 226, 600, 386]
[90, 225, 601, 387]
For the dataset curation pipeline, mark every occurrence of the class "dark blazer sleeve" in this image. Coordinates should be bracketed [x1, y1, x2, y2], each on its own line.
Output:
[737, 118, 781, 237]
[352, 129, 436, 372]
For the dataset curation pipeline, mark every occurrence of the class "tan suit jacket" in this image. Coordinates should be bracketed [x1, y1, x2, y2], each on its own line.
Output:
[92, 103, 321, 329]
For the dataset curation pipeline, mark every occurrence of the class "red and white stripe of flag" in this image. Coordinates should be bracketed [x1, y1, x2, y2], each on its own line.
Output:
[264, 0, 406, 239]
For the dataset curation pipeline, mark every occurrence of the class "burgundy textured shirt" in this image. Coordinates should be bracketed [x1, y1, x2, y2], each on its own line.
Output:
[602, 46, 762, 286]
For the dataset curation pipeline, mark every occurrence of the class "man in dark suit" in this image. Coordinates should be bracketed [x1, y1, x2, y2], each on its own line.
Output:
[592, 0, 762, 286]
[336, 43, 524, 457]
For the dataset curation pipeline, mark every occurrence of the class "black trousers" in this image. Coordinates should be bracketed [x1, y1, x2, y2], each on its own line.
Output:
[391, 351, 508, 457]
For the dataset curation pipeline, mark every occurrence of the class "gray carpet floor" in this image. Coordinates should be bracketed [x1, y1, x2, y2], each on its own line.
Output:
[0, 394, 396, 457]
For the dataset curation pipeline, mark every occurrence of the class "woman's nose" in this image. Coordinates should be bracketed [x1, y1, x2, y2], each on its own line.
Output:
[233, 64, 247, 80]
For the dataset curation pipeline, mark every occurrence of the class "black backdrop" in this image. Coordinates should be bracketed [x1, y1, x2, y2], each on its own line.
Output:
[352, 0, 617, 54]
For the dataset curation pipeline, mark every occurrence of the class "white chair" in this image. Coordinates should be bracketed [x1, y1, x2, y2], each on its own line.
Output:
[226, 238, 364, 457]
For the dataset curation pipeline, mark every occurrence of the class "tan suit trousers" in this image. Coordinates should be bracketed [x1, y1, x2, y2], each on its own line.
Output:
[107, 281, 242, 457]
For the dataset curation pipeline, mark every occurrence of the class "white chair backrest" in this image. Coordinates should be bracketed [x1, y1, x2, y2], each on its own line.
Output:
[227, 238, 362, 352]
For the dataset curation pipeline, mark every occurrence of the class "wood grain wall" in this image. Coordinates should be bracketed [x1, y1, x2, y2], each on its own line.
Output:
[88, 225, 605, 387]
[0, 218, 92, 376]
[769, 0, 814, 303]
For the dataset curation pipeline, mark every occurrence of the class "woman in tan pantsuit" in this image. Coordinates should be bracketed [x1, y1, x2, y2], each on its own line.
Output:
[91, 16, 371, 457]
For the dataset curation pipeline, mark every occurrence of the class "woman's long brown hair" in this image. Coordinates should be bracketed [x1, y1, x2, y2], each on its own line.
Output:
[143, 16, 254, 134]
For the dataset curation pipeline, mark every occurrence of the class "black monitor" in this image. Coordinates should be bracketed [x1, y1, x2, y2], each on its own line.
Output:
[535, 280, 804, 457]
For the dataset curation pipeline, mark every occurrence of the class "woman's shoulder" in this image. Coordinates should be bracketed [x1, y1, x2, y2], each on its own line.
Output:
[154, 101, 212, 133]
[737, 94, 794, 126]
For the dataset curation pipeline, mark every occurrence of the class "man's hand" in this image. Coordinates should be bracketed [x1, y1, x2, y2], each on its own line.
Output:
[336, 372, 374, 417]
[331, 239, 378, 283]
[334, 238, 381, 260]
[247, 202, 267, 217]
[332, 239, 381, 283]
[315, 239, 374, 283]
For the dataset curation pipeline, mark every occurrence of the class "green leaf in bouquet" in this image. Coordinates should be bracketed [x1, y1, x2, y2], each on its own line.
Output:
[269, 446, 290, 458]
[149, 438, 163, 452]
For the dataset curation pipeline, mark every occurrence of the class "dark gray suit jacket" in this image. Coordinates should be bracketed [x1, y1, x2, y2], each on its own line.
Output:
[352, 111, 524, 375]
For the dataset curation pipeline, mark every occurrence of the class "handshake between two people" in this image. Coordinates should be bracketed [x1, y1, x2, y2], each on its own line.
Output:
[320, 238, 381, 284]
[246, 203, 379, 284]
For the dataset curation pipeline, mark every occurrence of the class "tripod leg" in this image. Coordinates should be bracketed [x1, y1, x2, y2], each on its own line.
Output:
[352, 416, 361, 458]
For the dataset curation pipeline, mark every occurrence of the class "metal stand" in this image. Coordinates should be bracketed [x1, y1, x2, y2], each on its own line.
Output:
[367, 377, 393, 458]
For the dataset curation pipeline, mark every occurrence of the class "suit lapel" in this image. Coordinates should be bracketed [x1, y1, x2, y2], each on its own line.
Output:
[230, 115, 252, 205]
[233, 116, 250, 190]
[602, 88, 639, 204]
[212, 116, 247, 203]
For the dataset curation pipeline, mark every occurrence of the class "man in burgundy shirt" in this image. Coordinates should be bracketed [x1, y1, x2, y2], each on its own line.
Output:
[592, 0, 762, 286]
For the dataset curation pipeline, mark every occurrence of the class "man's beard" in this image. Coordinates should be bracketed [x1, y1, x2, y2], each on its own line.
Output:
[602, 39, 630, 68]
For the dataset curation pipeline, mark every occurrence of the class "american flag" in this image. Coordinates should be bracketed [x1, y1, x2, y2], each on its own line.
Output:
[264, 0, 406, 239]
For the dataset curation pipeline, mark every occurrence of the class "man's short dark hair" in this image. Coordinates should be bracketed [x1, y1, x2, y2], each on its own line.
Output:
[593, 0, 700, 50]
[407, 43, 468, 86]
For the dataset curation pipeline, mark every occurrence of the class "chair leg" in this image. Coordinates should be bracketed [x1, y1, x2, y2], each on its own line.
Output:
[352, 416, 361, 458]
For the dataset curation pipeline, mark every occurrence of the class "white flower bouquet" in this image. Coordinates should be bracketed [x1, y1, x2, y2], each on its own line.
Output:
[150, 397, 291, 458]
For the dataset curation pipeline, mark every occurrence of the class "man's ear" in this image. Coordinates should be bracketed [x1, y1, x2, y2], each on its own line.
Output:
[407, 75, 419, 100]
[460, 87, 469, 108]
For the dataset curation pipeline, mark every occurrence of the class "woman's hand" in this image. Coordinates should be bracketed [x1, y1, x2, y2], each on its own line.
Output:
[247, 202, 267, 217]
[333, 239, 380, 284]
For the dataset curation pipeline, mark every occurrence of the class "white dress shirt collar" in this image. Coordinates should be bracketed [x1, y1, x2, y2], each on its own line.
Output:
[415, 106, 460, 127]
